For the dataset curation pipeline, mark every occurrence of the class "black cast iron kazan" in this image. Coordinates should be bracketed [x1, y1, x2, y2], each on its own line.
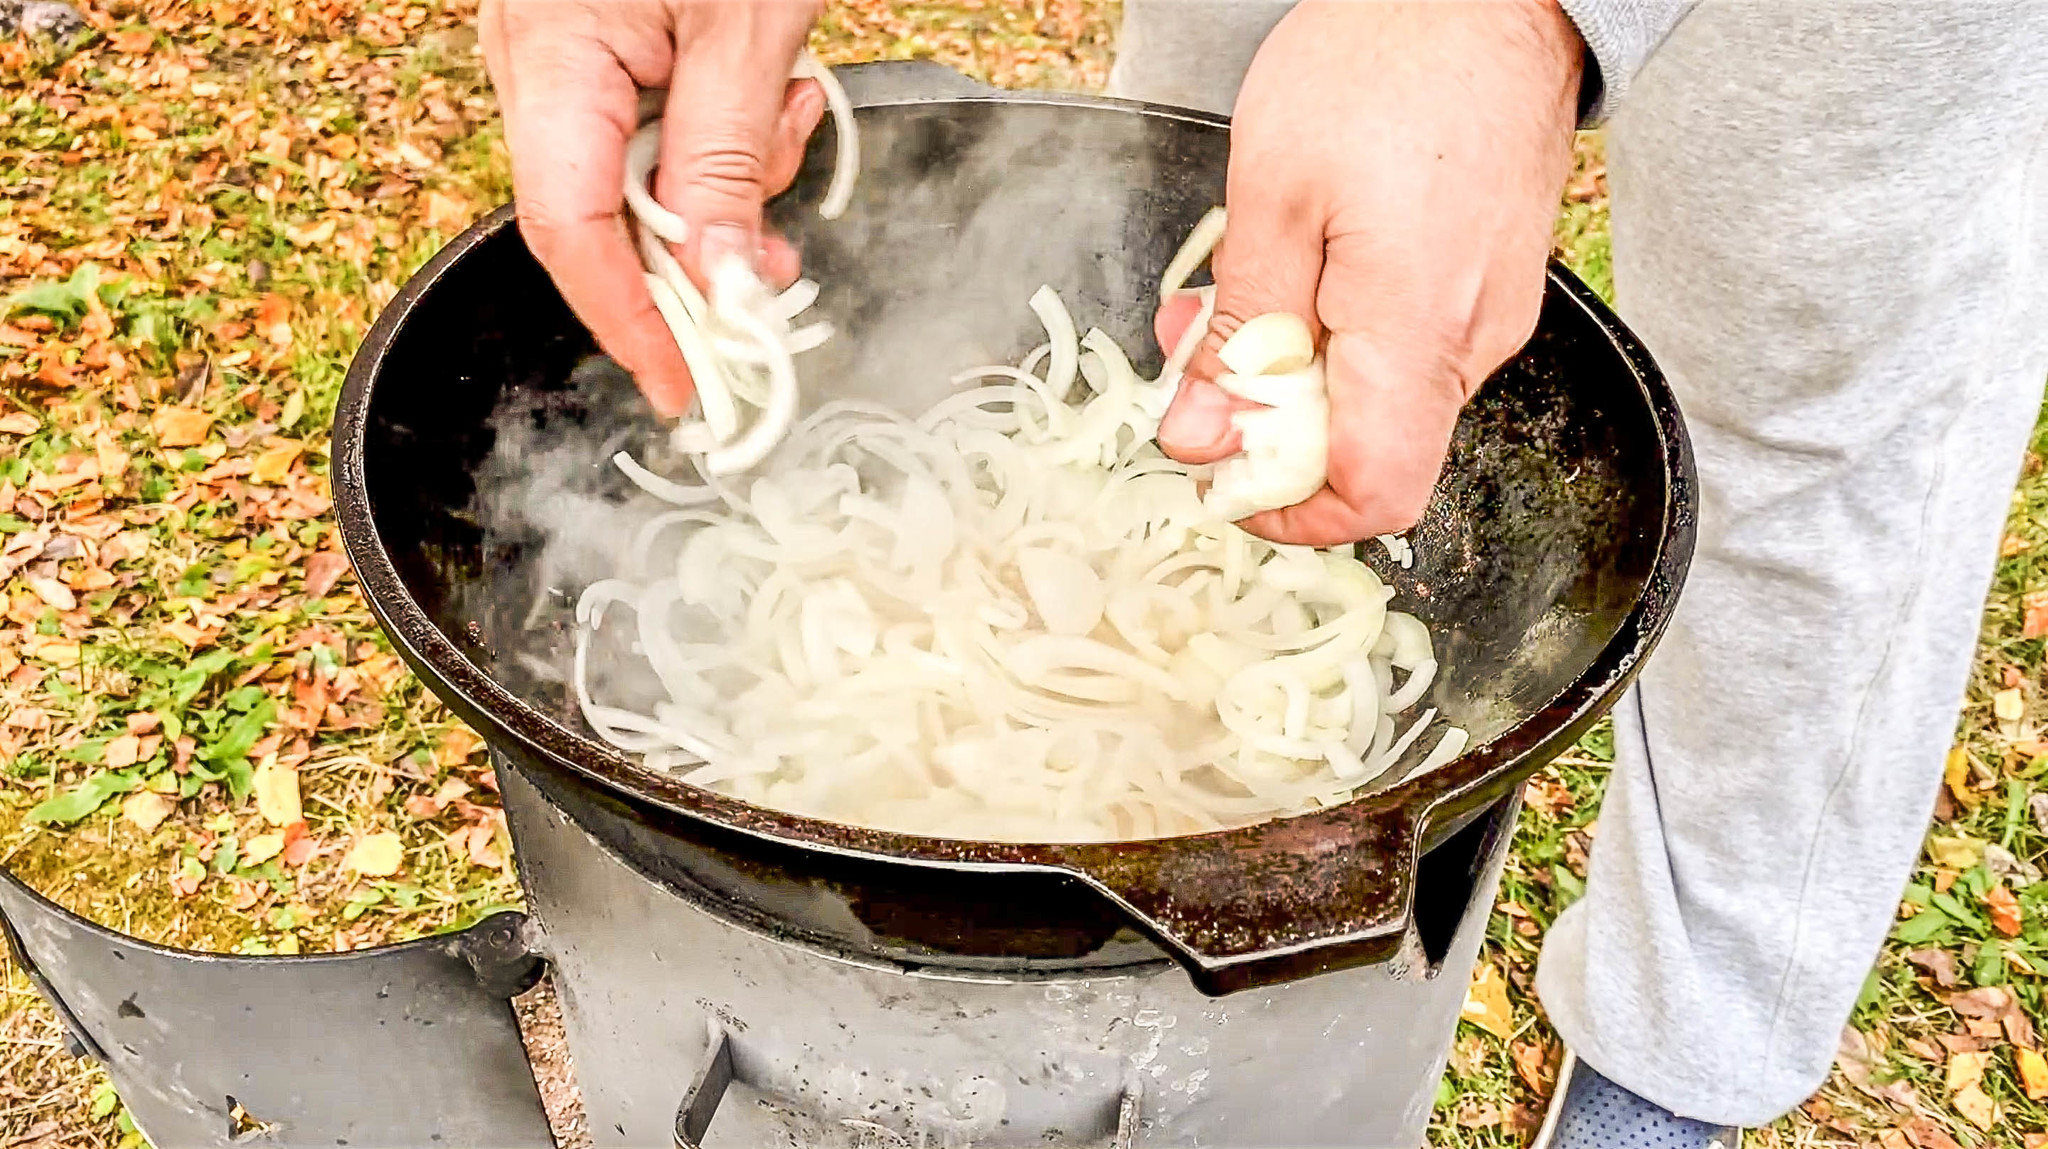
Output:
[332, 88, 1696, 996]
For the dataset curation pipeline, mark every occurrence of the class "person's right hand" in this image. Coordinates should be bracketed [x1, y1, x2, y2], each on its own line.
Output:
[480, 0, 826, 418]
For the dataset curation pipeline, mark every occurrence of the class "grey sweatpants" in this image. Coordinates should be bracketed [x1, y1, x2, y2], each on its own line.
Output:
[1109, 0, 2048, 1129]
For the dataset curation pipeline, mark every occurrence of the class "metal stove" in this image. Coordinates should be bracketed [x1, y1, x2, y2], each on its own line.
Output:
[0, 62, 1693, 1149]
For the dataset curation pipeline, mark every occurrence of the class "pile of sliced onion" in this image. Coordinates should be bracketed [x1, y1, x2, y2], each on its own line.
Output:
[574, 275, 1468, 842]
[623, 52, 858, 474]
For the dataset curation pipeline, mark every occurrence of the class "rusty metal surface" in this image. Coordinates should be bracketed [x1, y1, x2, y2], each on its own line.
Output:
[331, 74, 1694, 992]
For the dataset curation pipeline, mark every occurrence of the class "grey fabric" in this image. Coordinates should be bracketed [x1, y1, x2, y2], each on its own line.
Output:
[1553, 0, 1698, 122]
[1107, 0, 2048, 1130]
[1534, 2, 2048, 1126]
[1105, 0, 1695, 126]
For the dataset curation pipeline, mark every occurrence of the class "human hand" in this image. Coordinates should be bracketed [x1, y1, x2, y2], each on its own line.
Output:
[1155, 0, 1584, 545]
[480, 0, 826, 417]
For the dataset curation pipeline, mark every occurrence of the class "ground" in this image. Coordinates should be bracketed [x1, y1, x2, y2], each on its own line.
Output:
[0, 2, 2042, 1147]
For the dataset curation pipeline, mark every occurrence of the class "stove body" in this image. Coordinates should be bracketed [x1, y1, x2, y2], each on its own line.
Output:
[502, 760, 1519, 1148]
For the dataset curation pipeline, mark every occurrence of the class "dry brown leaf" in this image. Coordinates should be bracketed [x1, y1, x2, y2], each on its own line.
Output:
[1510, 1039, 1552, 1094]
[0, 412, 39, 435]
[25, 575, 76, 611]
[1903, 1116, 1964, 1149]
[1949, 986, 2020, 1021]
[106, 27, 153, 52]
[154, 406, 215, 448]
[103, 733, 142, 770]
[256, 294, 292, 347]
[120, 791, 174, 833]
[304, 550, 350, 599]
[93, 430, 129, 480]
[346, 832, 404, 877]
[251, 442, 302, 484]
[163, 620, 213, 649]
[252, 756, 301, 827]
[2026, 591, 2048, 639]
[421, 189, 471, 231]
[1461, 962, 1514, 1042]
[1907, 948, 1961, 988]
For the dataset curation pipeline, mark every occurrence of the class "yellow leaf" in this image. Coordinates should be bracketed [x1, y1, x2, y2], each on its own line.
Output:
[28, 637, 80, 666]
[103, 734, 142, 770]
[251, 442, 302, 485]
[153, 407, 214, 448]
[1946, 748, 1984, 809]
[252, 755, 301, 827]
[1953, 1081, 1998, 1132]
[1996, 689, 2026, 723]
[346, 832, 404, 877]
[2018, 1048, 2048, 1101]
[120, 791, 174, 833]
[1948, 1049, 1990, 1095]
[436, 725, 484, 769]
[1460, 962, 1514, 1042]
[286, 218, 339, 247]
[1929, 836, 1985, 871]
[243, 832, 286, 865]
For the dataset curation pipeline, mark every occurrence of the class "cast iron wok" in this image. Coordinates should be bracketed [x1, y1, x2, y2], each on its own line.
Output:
[332, 67, 1695, 994]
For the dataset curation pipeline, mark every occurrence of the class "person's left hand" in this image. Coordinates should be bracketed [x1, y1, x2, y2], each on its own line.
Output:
[1152, 1, 1584, 546]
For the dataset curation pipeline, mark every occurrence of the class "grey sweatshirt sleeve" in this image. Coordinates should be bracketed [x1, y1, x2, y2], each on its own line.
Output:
[1556, 0, 1701, 122]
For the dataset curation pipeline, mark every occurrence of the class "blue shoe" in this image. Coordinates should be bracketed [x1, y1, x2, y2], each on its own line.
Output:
[1533, 1052, 1742, 1149]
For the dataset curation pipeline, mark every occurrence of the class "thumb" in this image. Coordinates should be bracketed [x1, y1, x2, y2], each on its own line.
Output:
[1156, 193, 1326, 465]
[655, 3, 818, 283]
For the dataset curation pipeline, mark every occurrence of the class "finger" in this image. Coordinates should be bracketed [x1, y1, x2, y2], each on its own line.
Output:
[1152, 289, 1206, 354]
[1240, 328, 1464, 545]
[503, 55, 696, 418]
[1158, 168, 1326, 464]
[763, 78, 828, 195]
[657, 2, 818, 283]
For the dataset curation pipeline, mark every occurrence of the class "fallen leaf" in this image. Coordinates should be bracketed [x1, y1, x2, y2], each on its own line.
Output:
[127, 711, 161, 735]
[120, 791, 173, 833]
[0, 412, 39, 434]
[1928, 835, 1984, 871]
[403, 794, 441, 819]
[303, 550, 349, 599]
[1949, 986, 2020, 1020]
[1988, 884, 2024, 937]
[1948, 1049, 1989, 1095]
[1460, 962, 1513, 1041]
[2027, 1134, 2048, 1149]
[1903, 1116, 1964, 1149]
[421, 189, 471, 231]
[106, 27, 152, 52]
[1510, 1039, 1552, 1094]
[433, 777, 471, 806]
[276, 819, 314, 865]
[1952, 1082, 1997, 1132]
[346, 831, 404, 877]
[256, 294, 292, 348]
[1945, 749, 1984, 808]
[25, 576, 76, 611]
[250, 442, 301, 484]
[242, 831, 285, 865]
[2026, 591, 2048, 639]
[436, 726, 484, 768]
[1996, 688, 2026, 722]
[163, 620, 214, 649]
[462, 822, 507, 870]
[1907, 948, 1960, 988]
[102, 734, 142, 770]
[169, 873, 202, 898]
[252, 756, 301, 826]
[228, 878, 265, 910]
[286, 217, 338, 247]
[1453, 1098, 1501, 1129]
[153, 406, 214, 448]
[2019, 1048, 2048, 1100]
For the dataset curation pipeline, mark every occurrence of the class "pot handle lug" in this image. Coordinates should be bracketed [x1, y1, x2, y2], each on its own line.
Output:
[1058, 796, 1426, 995]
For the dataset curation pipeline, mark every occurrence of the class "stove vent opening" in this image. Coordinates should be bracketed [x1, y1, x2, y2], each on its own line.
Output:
[1408, 797, 1517, 970]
